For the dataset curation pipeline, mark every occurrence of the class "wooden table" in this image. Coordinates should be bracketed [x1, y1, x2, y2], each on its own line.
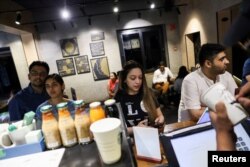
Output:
[135, 120, 196, 167]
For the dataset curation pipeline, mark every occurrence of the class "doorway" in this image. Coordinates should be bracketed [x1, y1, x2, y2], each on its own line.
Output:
[217, 4, 243, 78]
[117, 25, 166, 73]
[185, 32, 201, 70]
[0, 47, 21, 100]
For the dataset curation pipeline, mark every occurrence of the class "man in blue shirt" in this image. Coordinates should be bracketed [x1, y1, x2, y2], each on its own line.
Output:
[8, 61, 50, 121]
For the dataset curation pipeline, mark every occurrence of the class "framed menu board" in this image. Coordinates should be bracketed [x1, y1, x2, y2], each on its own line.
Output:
[91, 32, 105, 41]
[74, 55, 90, 74]
[60, 37, 80, 57]
[90, 41, 105, 57]
[56, 58, 76, 77]
[90, 57, 110, 81]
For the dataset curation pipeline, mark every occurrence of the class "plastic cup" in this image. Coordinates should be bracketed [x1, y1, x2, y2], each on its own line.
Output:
[201, 83, 248, 125]
[90, 118, 121, 164]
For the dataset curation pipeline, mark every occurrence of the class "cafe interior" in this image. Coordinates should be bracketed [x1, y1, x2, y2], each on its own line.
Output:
[0, 0, 248, 167]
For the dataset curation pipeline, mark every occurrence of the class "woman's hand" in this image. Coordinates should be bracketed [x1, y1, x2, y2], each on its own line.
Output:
[137, 119, 149, 127]
[154, 115, 165, 125]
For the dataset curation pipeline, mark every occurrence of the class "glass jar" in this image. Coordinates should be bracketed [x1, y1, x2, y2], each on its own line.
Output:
[89, 101, 105, 123]
[57, 102, 77, 147]
[74, 100, 92, 144]
[104, 99, 119, 118]
[41, 105, 62, 149]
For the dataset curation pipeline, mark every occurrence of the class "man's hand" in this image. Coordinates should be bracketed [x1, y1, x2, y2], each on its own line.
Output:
[236, 82, 250, 114]
[209, 101, 236, 151]
[210, 102, 233, 132]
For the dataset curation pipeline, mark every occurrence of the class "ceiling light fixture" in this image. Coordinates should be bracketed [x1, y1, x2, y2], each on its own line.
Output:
[113, 5, 119, 13]
[113, 0, 119, 13]
[61, 8, 70, 19]
[15, 11, 21, 25]
[150, 2, 155, 9]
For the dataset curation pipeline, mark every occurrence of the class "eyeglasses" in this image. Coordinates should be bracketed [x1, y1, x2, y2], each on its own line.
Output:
[30, 71, 47, 77]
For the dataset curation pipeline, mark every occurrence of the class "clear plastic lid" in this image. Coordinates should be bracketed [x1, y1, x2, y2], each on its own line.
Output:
[89, 101, 101, 108]
[40, 105, 52, 113]
[56, 102, 68, 109]
[73, 100, 84, 106]
[104, 99, 116, 106]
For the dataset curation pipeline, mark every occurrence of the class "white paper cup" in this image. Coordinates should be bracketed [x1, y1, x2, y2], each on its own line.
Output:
[90, 118, 121, 164]
[0, 132, 15, 148]
[201, 83, 248, 125]
[9, 124, 33, 145]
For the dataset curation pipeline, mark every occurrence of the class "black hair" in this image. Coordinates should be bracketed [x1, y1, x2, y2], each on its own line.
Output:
[118, 60, 158, 122]
[45, 73, 64, 85]
[29, 61, 50, 74]
[159, 61, 165, 66]
[111, 72, 117, 79]
[176, 66, 189, 79]
[119, 60, 146, 92]
[198, 43, 225, 66]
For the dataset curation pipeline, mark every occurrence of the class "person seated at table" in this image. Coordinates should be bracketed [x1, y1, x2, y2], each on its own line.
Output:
[152, 61, 174, 95]
[107, 72, 119, 98]
[168, 65, 189, 106]
[8, 61, 50, 121]
[114, 60, 165, 135]
[36, 73, 75, 128]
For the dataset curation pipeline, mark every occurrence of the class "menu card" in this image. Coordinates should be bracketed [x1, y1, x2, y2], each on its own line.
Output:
[133, 127, 162, 163]
[0, 148, 65, 167]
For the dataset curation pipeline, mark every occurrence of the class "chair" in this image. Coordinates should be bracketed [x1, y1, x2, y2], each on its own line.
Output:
[71, 87, 77, 100]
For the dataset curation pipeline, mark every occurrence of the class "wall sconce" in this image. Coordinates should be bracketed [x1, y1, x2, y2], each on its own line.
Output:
[117, 14, 120, 22]
[88, 17, 91, 26]
[34, 25, 39, 32]
[80, 6, 87, 16]
[159, 9, 162, 17]
[70, 21, 77, 28]
[15, 11, 21, 25]
[176, 7, 181, 15]
[137, 12, 141, 18]
[51, 22, 57, 30]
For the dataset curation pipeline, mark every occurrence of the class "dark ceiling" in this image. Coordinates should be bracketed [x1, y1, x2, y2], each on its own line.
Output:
[0, 0, 186, 26]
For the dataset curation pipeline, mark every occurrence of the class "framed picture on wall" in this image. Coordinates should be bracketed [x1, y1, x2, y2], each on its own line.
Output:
[56, 58, 76, 77]
[60, 37, 80, 57]
[74, 55, 90, 74]
[91, 32, 105, 41]
[90, 41, 105, 57]
[130, 39, 140, 49]
[90, 57, 110, 81]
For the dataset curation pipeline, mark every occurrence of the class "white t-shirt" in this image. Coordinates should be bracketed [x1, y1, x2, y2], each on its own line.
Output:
[178, 68, 237, 122]
[153, 67, 174, 84]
